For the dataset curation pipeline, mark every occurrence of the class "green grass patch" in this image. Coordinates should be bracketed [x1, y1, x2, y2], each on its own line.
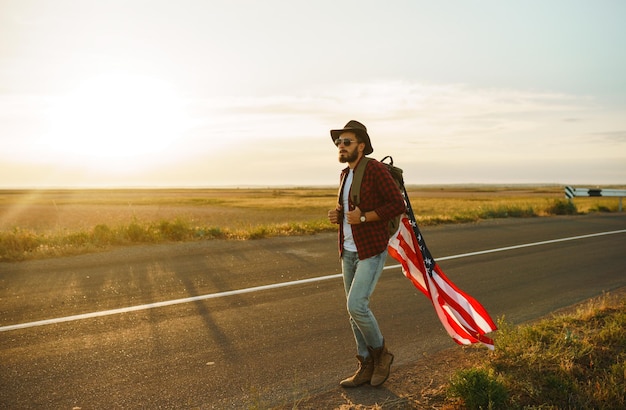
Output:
[0, 218, 335, 261]
[449, 368, 508, 409]
[546, 198, 578, 215]
[447, 293, 626, 409]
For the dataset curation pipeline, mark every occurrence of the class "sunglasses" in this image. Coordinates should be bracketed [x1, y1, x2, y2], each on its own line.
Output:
[334, 138, 360, 147]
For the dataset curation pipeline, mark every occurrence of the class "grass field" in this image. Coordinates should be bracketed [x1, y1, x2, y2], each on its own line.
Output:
[445, 291, 625, 409]
[0, 186, 623, 262]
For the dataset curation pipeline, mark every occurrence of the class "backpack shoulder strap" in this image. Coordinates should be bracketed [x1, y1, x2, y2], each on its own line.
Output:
[350, 157, 371, 206]
[336, 169, 348, 207]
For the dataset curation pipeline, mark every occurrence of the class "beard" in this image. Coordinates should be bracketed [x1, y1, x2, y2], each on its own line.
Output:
[339, 148, 359, 163]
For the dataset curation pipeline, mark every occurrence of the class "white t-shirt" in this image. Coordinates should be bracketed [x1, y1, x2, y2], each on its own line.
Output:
[342, 169, 357, 252]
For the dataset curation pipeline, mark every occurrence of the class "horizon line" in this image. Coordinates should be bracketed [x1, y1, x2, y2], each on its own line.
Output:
[1, 182, 625, 191]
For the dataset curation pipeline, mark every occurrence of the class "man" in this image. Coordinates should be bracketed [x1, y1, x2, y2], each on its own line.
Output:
[327, 120, 406, 387]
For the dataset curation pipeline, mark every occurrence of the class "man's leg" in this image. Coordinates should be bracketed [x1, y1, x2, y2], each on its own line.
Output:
[340, 250, 393, 386]
[340, 251, 375, 387]
[345, 250, 387, 353]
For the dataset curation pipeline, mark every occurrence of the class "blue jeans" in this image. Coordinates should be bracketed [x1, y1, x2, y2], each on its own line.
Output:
[341, 249, 387, 358]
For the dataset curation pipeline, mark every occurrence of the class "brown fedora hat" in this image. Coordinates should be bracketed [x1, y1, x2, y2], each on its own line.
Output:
[330, 120, 373, 155]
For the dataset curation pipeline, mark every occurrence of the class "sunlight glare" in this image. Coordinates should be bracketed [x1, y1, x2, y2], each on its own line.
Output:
[43, 71, 191, 170]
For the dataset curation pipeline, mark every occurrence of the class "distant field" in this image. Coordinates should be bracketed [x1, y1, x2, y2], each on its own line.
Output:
[0, 186, 623, 261]
[0, 188, 338, 232]
[0, 186, 620, 232]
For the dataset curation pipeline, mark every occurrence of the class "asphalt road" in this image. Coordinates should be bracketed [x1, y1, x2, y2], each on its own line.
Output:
[1, 214, 625, 408]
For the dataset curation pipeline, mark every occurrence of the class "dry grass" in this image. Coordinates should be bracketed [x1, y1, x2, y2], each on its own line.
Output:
[445, 291, 626, 409]
[0, 186, 623, 262]
[0, 188, 336, 232]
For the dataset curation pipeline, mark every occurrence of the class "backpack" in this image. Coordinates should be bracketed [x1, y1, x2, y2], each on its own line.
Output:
[348, 155, 405, 238]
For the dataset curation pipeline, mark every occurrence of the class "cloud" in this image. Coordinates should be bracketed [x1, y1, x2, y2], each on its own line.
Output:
[179, 80, 602, 157]
[590, 130, 626, 143]
[1, 79, 624, 187]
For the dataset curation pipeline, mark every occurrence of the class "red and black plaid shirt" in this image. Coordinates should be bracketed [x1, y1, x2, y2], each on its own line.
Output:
[338, 157, 406, 260]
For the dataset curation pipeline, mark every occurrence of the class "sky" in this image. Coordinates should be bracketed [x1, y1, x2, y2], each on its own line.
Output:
[1, 0, 625, 188]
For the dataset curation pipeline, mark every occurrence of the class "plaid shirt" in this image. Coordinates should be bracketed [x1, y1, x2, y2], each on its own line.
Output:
[338, 157, 406, 260]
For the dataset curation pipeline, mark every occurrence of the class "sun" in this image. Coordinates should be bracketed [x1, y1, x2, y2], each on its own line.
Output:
[43, 71, 192, 171]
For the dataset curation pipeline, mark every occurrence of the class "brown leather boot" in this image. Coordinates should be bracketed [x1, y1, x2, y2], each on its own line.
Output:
[368, 342, 394, 387]
[340, 355, 374, 387]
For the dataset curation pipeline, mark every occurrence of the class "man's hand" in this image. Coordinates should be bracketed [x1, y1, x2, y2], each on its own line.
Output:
[345, 206, 363, 225]
[327, 207, 342, 224]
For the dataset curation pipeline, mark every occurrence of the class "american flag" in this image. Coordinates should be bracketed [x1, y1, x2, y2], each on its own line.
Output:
[388, 190, 497, 349]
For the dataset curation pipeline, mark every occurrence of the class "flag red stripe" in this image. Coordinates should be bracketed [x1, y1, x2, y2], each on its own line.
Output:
[388, 216, 496, 349]
[388, 220, 429, 296]
[429, 276, 494, 347]
[431, 265, 496, 333]
[430, 272, 496, 347]
[431, 280, 495, 347]
[428, 277, 476, 344]
[432, 264, 496, 328]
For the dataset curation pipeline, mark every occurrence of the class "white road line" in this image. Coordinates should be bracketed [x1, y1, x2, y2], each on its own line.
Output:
[2, 229, 625, 332]
[432, 229, 626, 261]
[0, 274, 342, 333]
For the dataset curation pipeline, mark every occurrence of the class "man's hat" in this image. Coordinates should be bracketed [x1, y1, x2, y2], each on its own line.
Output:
[330, 120, 373, 155]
